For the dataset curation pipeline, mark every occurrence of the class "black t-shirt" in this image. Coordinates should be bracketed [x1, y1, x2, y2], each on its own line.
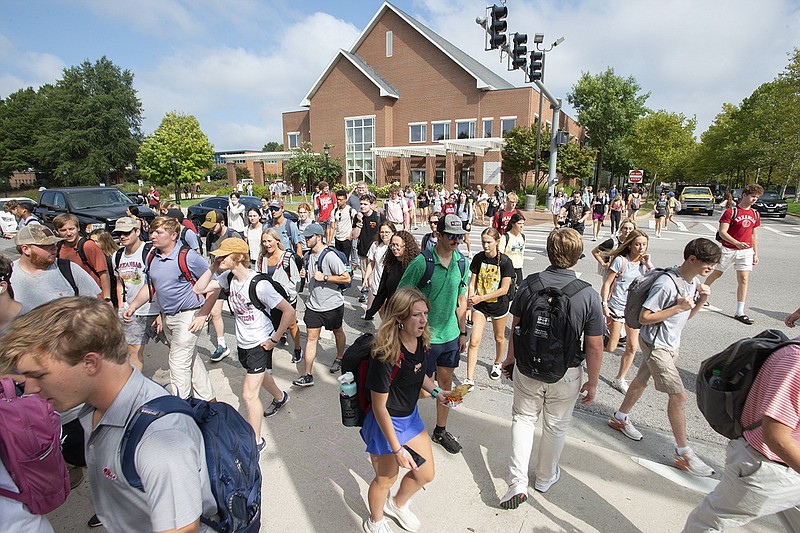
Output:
[563, 200, 589, 222]
[356, 211, 384, 257]
[598, 237, 617, 252]
[469, 251, 515, 317]
[365, 338, 427, 417]
[592, 196, 608, 215]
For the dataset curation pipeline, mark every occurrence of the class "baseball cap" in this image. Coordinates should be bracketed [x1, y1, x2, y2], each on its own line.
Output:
[209, 238, 249, 257]
[201, 210, 225, 229]
[112, 217, 138, 233]
[166, 208, 185, 222]
[14, 225, 64, 246]
[437, 214, 467, 235]
[302, 223, 325, 239]
[268, 200, 282, 208]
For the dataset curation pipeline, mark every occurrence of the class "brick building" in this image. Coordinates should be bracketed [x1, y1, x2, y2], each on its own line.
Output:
[282, 1, 582, 190]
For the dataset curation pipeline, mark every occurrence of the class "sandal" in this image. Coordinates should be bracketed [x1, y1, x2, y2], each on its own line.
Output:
[733, 314, 754, 325]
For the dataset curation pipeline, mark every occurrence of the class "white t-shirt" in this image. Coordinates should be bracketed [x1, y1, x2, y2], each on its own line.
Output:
[640, 273, 698, 350]
[246, 225, 263, 262]
[500, 232, 525, 269]
[217, 271, 284, 349]
[332, 205, 356, 241]
[367, 242, 388, 295]
[607, 256, 647, 313]
[0, 459, 54, 533]
[116, 242, 159, 316]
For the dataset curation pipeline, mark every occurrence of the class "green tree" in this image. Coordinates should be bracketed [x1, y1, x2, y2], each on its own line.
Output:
[567, 68, 650, 188]
[208, 166, 228, 181]
[624, 110, 697, 187]
[36, 56, 142, 185]
[0, 87, 44, 179]
[501, 125, 537, 188]
[554, 139, 597, 184]
[262, 141, 284, 152]
[235, 167, 252, 181]
[283, 142, 344, 188]
[137, 111, 214, 186]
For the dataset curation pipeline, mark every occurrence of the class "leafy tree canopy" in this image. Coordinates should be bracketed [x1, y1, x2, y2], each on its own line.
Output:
[137, 111, 214, 186]
[263, 141, 284, 152]
[623, 110, 697, 183]
[283, 142, 344, 187]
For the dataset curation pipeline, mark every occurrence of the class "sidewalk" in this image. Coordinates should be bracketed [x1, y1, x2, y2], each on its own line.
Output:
[46, 339, 781, 532]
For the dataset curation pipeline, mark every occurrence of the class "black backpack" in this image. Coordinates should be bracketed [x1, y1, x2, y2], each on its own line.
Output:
[227, 272, 291, 331]
[696, 329, 800, 439]
[512, 273, 590, 383]
[56, 238, 101, 279]
[55, 258, 79, 296]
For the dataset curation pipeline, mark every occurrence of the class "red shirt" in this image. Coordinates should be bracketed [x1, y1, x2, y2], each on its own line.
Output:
[719, 206, 760, 249]
[315, 192, 335, 222]
[58, 238, 108, 287]
[493, 208, 518, 235]
[742, 342, 800, 462]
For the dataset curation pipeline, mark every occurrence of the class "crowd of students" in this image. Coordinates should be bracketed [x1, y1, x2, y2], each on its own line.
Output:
[0, 179, 797, 533]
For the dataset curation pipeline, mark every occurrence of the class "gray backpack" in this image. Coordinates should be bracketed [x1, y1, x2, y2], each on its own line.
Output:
[624, 268, 682, 330]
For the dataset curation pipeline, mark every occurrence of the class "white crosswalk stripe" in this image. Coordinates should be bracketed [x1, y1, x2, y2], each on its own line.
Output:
[702, 223, 718, 233]
[760, 225, 796, 237]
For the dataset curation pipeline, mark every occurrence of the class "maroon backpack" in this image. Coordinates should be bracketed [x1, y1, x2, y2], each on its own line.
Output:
[0, 378, 70, 514]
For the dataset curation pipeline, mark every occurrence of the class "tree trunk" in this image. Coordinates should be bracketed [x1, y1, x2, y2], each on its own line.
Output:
[594, 149, 603, 191]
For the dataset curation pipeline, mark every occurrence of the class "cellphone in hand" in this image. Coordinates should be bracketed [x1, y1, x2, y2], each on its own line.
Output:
[403, 445, 426, 467]
[504, 363, 515, 381]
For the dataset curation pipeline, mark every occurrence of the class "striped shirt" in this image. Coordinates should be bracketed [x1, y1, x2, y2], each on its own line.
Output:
[742, 341, 800, 462]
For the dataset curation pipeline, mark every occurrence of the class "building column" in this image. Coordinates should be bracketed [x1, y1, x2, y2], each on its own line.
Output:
[425, 155, 435, 186]
[445, 151, 455, 191]
[399, 155, 409, 187]
[253, 161, 264, 186]
[376, 156, 386, 186]
[226, 162, 236, 186]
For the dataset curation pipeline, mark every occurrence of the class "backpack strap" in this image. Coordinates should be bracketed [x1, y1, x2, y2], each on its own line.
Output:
[416, 249, 436, 290]
[76, 238, 102, 279]
[247, 273, 268, 314]
[177, 246, 196, 286]
[56, 258, 79, 296]
[121, 395, 193, 492]
[560, 277, 592, 298]
[281, 251, 293, 279]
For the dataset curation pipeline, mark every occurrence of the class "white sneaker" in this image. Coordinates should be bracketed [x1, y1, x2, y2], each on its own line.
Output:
[499, 482, 528, 510]
[534, 466, 561, 493]
[489, 364, 502, 380]
[462, 378, 475, 392]
[608, 415, 643, 441]
[363, 517, 393, 533]
[674, 448, 715, 477]
[384, 496, 420, 532]
[611, 377, 629, 394]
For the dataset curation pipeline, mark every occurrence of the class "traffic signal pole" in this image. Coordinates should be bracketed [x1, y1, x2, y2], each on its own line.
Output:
[534, 80, 562, 211]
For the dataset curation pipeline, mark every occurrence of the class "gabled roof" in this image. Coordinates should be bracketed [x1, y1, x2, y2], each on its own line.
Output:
[300, 1, 514, 107]
[352, 2, 515, 91]
[301, 50, 400, 107]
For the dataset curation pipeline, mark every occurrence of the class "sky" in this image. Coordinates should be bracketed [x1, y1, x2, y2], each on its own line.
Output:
[2, 0, 798, 152]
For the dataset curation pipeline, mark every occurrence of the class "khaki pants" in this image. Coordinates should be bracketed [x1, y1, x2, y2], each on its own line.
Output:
[162, 309, 214, 400]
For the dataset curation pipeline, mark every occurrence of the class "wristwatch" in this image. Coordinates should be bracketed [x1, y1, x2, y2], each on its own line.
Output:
[324, 274, 329, 282]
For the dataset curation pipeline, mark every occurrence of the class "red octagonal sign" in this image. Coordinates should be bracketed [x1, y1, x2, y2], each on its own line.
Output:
[628, 169, 643, 183]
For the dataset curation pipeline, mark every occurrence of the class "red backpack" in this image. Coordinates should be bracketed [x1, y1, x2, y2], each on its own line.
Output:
[0, 378, 70, 514]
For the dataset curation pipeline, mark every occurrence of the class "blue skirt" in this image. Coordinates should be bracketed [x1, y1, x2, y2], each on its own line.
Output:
[360, 406, 425, 456]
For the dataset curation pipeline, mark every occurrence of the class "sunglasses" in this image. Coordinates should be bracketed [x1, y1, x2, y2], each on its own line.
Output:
[116, 229, 137, 236]
[304, 235, 319, 241]
[429, 220, 439, 225]
[444, 233, 463, 241]
[269, 206, 281, 212]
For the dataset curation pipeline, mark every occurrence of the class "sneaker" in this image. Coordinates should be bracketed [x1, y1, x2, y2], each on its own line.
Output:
[67, 464, 84, 489]
[489, 364, 502, 380]
[384, 496, 421, 532]
[256, 437, 266, 453]
[291, 350, 303, 364]
[462, 378, 474, 392]
[330, 358, 342, 374]
[292, 374, 314, 387]
[674, 448, 715, 477]
[534, 466, 561, 493]
[264, 391, 289, 418]
[466, 319, 473, 328]
[611, 377, 629, 394]
[87, 514, 102, 528]
[209, 345, 230, 362]
[358, 294, 367, 303]
[499, 482, 527, 510]
[618, 336, 627, 346]
[608, 415, 643, 441]
[432, 430, 462, 454]
[363, 517, 393, 533]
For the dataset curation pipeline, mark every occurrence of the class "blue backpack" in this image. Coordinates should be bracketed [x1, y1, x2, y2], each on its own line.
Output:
[121, 395, 262, 533]
[416, 248, 467, 291]
[305, 246, 353, 290]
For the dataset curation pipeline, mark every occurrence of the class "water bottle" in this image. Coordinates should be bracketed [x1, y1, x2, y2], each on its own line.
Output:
[708, 369, 727, 391]
[338, 372, 359, 427]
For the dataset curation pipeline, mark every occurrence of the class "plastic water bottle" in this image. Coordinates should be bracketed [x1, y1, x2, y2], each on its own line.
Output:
[338, 372, 359, 427]
[708, 369, 727, 391]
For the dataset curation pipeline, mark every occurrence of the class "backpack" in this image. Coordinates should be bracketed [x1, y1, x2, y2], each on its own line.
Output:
[339, 333, 402, 427]
[228, 272, 291, 330]
[57, 237, 101, 279]
[55, 257, 79, 296]
[0, 378, 70, 515]
[114, 243, 154, 303]
[420, 233, 434, 251]
[631, 195, 641, 210]
[180, 226, 203, 254]
[696, 329, 800, 440]
[144, 244, 197, 302]
[624, 268, 682, 330]
[416, 248, 466, 292]
[511, 273, 591, 383]
[715, 207, 759, 243]
[305, 247, 352, 291]
[121, 395, 261, 533]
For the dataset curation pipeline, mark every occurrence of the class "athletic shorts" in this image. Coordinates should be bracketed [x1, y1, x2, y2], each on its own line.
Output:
[608, 307, 625, 324]
[633, 340, 684, 394]
[304, 305, 344, 331]
[237, 344, 273, 374]
[122, 314, 158, 346]
[592, 212, 605, 222]
[716, 246, 754, 272]
[360, 406, 425, 455]
[462, 220, 471, 232]
[426, 336, 461, 376]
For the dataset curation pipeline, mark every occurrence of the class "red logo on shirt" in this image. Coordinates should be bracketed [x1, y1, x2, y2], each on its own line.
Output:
[103, 467, 117, 480]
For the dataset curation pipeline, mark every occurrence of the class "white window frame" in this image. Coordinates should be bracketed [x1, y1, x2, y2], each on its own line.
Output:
[344, 115, 376, 185]
[386, 31, 393, 57]
[432, 121, 450, 141]
[455, 119, 477, 140]
[409, 122, 427, 144]
[482, 118, 493, 138]
[287, 131, 300, 149]
[410, 169, 425, 184]
[500, 116, 517, 135]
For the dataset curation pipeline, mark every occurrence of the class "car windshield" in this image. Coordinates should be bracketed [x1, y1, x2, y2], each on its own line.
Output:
[682, 187, 710, 195]
[69, 189, 133, 209]
[759, 192, 782, 201]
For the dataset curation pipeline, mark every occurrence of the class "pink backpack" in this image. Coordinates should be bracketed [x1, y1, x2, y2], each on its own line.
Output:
[0, 377, 70, 514]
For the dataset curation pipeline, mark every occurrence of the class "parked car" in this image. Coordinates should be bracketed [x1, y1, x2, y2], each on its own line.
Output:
[187, 196, 297, 234]
[730, 188, 743, 204]
[126, 192, 147, 205]
[678, 186, 715, 216]
[34, 187, 156, 235]
[0, 197, 38, 235]
[752, 191, 788, 218]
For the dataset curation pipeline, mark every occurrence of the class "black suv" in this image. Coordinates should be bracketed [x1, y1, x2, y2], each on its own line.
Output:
[35, 187, 156, 235]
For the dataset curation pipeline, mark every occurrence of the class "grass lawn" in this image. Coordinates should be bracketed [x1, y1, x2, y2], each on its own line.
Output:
[788, 201, 800, 217]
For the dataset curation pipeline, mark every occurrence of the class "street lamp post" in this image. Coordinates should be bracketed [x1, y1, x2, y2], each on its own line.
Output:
[171, 156, 180, 205]
[324, 144, 330, 185]
[533, 34, 564, 211]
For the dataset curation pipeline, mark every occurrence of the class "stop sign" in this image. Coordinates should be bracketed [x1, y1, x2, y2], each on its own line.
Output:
[628, 169, 643, 183]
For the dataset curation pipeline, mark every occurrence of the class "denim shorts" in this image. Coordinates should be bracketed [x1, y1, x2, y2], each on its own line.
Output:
[360, 406, 425, 455]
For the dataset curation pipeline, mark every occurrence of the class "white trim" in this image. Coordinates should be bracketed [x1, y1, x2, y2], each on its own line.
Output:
[344, 114, 377, 122]
[499, 116, 518, 120]
[430, 119, 451, 124]
[409, 123, 427, 144]
[386, 31, 393, 57]
[455, 118, 478, 123]
[301, 50, 399, 107]
[287, 132, 300, 149]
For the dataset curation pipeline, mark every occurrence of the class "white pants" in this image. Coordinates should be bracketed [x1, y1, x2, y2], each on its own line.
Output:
[508, 366, 583, 488]
[162, 309, 215, 401]
[683, 438, 800, 532]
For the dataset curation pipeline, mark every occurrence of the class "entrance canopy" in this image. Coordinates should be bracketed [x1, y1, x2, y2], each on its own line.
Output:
[372, 137, 505, 158]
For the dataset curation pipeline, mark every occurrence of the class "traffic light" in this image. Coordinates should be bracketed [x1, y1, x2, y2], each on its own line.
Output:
[528, 50, 543, 81]
[488, 5, 508, 49]
[511, 33, 527, 70]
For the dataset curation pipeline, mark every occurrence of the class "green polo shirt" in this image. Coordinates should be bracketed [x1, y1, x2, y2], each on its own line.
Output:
[398, 248, 469, 344]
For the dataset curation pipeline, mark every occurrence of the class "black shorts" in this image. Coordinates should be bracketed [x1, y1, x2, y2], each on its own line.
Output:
[237, 344, 273, 374]
[335, 238, 353, 258]
[426, 337, 461, 376]
[304, 305, 344, 331]
[462, 220, 471, 232]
